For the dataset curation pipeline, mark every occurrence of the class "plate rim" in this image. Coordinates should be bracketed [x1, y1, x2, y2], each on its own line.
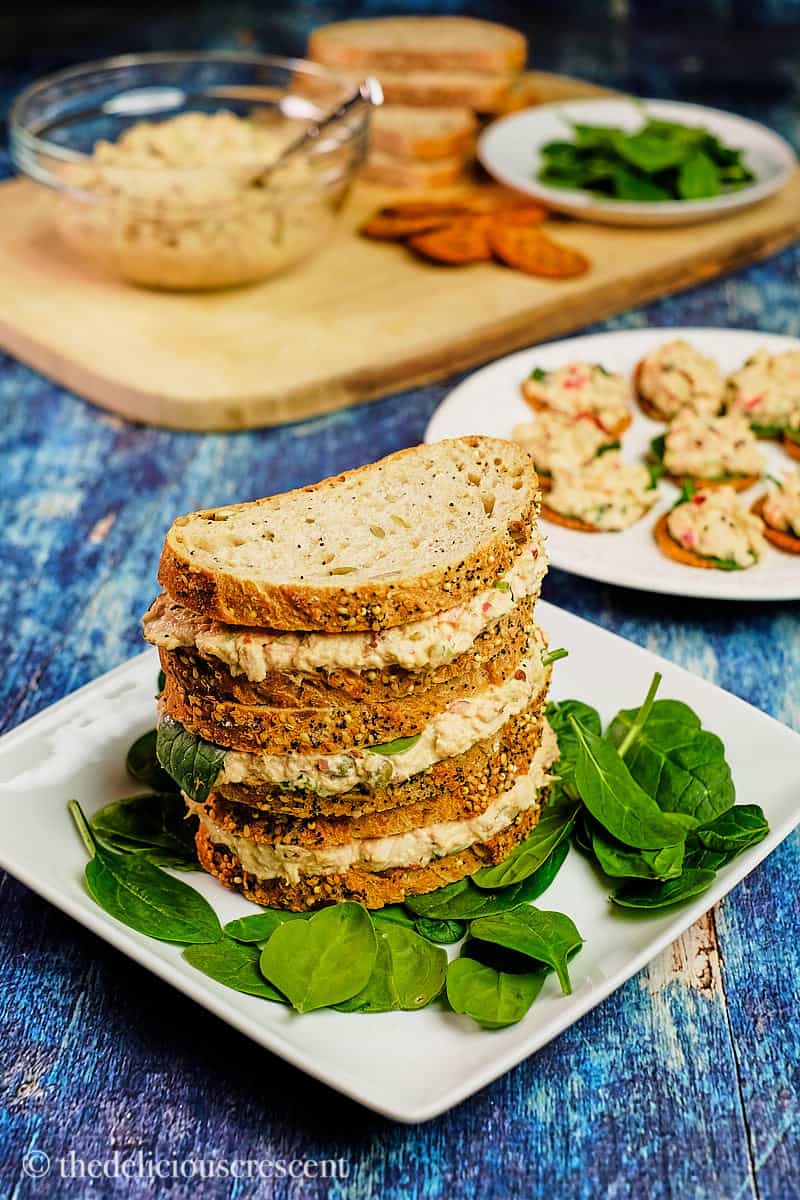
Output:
[478, 96, 798, 221]
[1, 607, 800, 1122]
[424, 325, 800, 603]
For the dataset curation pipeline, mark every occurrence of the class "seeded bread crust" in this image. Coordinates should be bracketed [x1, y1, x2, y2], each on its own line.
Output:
[196, 730, 547, 844]
[158, 437, 538, 632]
[195, 799, 545, 911]
[216, 687, 548, 818]
[158, 595, 533, 708]
[161, 634, 537, 754]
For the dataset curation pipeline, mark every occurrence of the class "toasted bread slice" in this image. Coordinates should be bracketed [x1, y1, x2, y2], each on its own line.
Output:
[371, 105, 477, 161]
[360, 148, 470, 190]
[158, 437, 539, 631]
[308, 17, 527, 76]
[158, 595, 533, 708]
[217, 691, 548, 818]
[161, 632, 533, 754]
[196, 800, 544, 911]
[752, 495, 800, 554]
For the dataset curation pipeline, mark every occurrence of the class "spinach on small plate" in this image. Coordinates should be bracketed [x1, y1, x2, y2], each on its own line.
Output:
[537, 116, 754, 203]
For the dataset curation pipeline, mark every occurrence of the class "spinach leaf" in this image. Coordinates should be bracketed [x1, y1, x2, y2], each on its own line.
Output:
[546, 698, 602, 799]
[368, 734, 421, 756]
[372, 905, 418, 929]
[469, 907, 583, 995]
[612, 868, 716, 910]
[591, 827, 685, 881]
[224, 909, 309, 943]
[650, 433, 666, 463]
[446, 956, 547, 1029]
[414, 918, 466, 945]
[570, 717, 695, 848]
[69, 801, 221, 944]
[126, 730, 178, 793]
[695, 804, 769, 854]
[751, 421, 785, 438]
[334, 924, 446, 1013]
[471, 795, 577, 888]
[156, 718, 226, 804]
[90, 791, 199, 871]
[683, 838, 730, 871]
[404, 867, 556, 921]
[607, 698, 735, 824]
[183, 938, 287, 1002]
[613, 167, 672, 202]
[259, 902, 377, 1013]
[529, 366, 548, 381]
[678, 150, 720, 199]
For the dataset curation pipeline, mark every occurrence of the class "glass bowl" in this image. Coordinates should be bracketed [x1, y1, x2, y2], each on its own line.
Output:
[10, 52, 377, 290]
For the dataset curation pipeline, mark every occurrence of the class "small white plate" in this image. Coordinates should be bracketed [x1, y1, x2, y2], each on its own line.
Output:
[1, 604, 799, 1122]
[425, 327, 800, 603]
[478, 98, 797, 226]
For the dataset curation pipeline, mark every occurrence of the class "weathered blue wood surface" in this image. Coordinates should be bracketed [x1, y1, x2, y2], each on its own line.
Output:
[1, 5, 799, 1198]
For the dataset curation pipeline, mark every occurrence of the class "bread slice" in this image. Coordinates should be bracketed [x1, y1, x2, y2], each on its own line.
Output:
[158, 595, 533, 708]
[161, 635, 531, 754]
[158, 437, 539, 632]
[308, 17, 527, 76]
[360, 148, 471, 190]
[216, 689, 549, 818]
[368, 67, 515, 112]
[196, 799, 544, 911]
[370, 105, 477, 161]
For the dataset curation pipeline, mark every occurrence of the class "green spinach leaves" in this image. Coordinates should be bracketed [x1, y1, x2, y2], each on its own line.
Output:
[155, 718, 226, 804]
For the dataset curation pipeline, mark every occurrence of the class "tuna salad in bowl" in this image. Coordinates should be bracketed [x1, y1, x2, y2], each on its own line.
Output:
[10, 52, 377, 289]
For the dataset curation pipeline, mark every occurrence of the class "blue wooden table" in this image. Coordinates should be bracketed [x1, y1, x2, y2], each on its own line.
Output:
[1, 7, 799, 1197]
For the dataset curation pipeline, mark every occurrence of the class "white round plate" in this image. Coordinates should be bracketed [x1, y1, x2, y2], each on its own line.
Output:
[478, 98, 797, 226]
[425, 327, 800, 602]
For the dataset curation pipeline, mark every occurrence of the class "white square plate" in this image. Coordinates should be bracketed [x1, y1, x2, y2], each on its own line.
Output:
[425, 327, 800, 602]
[1, 601, 798, 1123]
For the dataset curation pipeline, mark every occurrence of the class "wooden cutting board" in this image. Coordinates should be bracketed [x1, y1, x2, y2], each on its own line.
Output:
[1, 72, 799, 431]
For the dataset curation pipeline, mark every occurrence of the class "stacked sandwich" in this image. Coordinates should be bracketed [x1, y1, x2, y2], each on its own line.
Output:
[307, 16, 531, 189]
[143, 437, 557, 911]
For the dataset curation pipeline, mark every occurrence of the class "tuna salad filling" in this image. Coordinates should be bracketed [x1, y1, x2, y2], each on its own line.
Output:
[546, 453, 658, 530]
[213, 635, 548, 794]
[725, 348, 800, 431]
[638, 339, 724, 419]
[762, 470, 800, 538]
[666, 487, 767, 567]
[523, 361, 630, 434]
[662, 410, 764, 480]
[190, 722, 558, 882]
[512, 411, 618, 475]
[143, 536, 546, 679]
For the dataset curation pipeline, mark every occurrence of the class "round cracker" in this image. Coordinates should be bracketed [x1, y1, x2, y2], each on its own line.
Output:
[751, 495, 800, 554]
[653, 511, 724, 570]
[539, 504, 600, 533]
[784, 435, 800, 462]
[667, 472, 759, 494]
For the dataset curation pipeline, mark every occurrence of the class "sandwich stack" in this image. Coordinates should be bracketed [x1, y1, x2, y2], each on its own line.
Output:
[143, 437, 557, 911]
[307, 16, 532, 189]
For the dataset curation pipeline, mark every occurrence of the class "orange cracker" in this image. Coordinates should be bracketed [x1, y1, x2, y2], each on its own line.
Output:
[784, 435, 800, 462]
[539, 503, 601, 532]
[752, 495, 800, 554]
[409, 217, 493, 264]
[653, 512, 722, 569]
[488, 226, 590, 279]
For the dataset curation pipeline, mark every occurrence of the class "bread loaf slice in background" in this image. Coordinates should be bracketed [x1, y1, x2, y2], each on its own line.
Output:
[360, 147, 471, 189]
[370, 105, 477, 161]
[309, 16, 527, 76]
